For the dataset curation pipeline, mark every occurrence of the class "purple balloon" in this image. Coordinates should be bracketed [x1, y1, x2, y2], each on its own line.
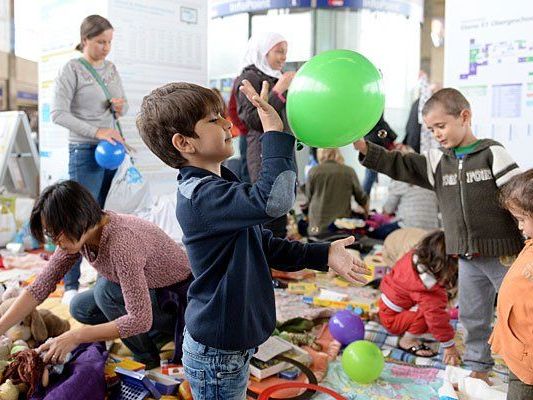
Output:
[328, 310, 365, 345]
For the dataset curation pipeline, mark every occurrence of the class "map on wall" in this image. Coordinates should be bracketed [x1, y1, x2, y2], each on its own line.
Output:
[445, 0, 533, 168]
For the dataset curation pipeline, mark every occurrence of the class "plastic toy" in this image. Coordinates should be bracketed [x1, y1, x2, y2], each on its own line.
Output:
[328, 310, 365, 345]
[95, 141, 125, 170]
[341, 340, 384, 384]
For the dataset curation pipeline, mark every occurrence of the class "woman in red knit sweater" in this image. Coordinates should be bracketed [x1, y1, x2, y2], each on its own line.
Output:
[379, 230, 461, 365]
[0, 180, 191, 369]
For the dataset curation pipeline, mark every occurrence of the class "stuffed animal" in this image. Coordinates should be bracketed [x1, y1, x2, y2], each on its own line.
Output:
[1, 349, 47, 398]
[0, 337, 11, 361]
[0, 297, 70, 347]
[0, 379, 19, 400]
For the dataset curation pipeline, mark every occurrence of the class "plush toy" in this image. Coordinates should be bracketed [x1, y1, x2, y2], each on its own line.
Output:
[1, 287, 21, 303]
[0, 297, 70, 347]
[0, 337, 11, 361]
[0, 379, 19, 400]
[1, 349, 47, 397]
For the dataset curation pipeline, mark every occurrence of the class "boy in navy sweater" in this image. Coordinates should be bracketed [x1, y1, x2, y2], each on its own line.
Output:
[137, 80, 370, 399]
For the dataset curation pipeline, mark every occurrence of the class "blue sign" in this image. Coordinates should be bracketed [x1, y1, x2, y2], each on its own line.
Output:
[211, 0, 422, 22]
[316, 0, 422, 20]
[16, 91, 38, 102]
[211, 0, 312, 18]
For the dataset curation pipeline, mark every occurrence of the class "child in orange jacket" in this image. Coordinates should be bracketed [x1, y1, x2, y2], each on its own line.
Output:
[490, 169, 533, 399]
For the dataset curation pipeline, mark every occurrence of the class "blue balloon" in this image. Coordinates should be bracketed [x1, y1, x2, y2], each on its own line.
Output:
[94, 141, 125, 170]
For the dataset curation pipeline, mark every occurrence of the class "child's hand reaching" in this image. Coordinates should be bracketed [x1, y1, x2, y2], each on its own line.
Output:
[239, 80, 283, 133]
[443, 345, 461, 366]
[353, 139, 368, 155]
[327, 236, 372, 285]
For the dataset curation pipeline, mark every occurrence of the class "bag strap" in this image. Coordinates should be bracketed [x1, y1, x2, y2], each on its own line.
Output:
[78, 57, 125, 141]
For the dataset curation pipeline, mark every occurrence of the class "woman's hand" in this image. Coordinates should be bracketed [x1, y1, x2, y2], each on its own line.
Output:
[327, 236, 372, 285]
[96, 127, 124, 144]
[110, 98, 126, 116]
[272, 71, 296, 94]
[37, 331, 79, 364]
[239, 80, 283, 133]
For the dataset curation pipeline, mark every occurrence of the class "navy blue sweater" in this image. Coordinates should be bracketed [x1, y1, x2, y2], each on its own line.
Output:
[176, 132, 330, 350]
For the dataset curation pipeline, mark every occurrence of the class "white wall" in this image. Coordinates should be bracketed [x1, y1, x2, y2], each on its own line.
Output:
[445, 0, 533, 168]
[208, 12, 249, 80]
[0, 0, 9, 53]
[251, 10, 313, 63]
[14, 0, 40, 61]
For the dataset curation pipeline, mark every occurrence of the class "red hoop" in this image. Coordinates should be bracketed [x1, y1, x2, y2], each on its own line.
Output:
[258, 383, 346, 400]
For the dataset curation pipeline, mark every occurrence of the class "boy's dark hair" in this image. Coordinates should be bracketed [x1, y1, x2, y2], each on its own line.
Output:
[499, 168, 533, 216]
[30, 180, 103, 243]
[414, 230, 458, 290]
[136, 82, 224, 169]
[421, 88, 471, 118]
[75, 15, 113, 52]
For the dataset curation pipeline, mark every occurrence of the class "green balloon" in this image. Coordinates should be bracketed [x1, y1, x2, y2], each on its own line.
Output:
[287, 50, 384, 148]
[341, 340, 384, 384]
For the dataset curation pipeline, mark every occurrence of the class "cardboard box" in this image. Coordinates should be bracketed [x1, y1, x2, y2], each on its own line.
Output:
[249, 336, 311, 380]
[287, 282, 317, 295]
[146, 371, 182, 395]
[303, 295, 377, 313]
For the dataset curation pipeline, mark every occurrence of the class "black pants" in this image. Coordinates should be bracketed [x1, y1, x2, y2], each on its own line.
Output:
[508, 371, 533, 400]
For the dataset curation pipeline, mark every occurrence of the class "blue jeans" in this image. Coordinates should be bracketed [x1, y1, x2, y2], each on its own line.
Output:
[182, 329, 255, 400]
[70, 277, 175, 369]
[65, 144, 116, 290]
[368, 221, 400, 240]
[363, 168, 378, 195]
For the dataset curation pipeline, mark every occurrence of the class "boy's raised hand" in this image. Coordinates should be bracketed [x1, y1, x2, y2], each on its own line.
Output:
[239, 80, 284, 133]
[353, 139, 368, 155]
[327, 236, 372, 285]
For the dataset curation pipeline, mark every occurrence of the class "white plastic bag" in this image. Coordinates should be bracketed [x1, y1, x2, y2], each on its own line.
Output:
[104, 156, 152, 214]
[137, 194, 183, 243]
[0, 205, 16, 246]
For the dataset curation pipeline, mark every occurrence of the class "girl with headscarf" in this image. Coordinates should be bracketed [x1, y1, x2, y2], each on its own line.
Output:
[234, 32, 295, 237]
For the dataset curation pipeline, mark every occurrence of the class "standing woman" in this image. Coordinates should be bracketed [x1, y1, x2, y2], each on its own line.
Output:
[306, 149, 368, 236]
[52, 15, 128, 304]
[235, 32, 295, 237]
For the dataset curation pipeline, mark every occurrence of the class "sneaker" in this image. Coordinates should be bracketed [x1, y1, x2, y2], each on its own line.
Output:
[61, 289, 78, 306]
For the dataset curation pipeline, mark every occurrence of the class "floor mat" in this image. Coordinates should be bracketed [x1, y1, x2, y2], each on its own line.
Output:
[315, 361, 442, 400]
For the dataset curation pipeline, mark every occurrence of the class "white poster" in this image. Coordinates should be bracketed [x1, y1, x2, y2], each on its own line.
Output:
[108, 0, 208, 195]
[445, 0, 533, 168]
[39, 0, 208, 195]
[39, 0, 107, 188]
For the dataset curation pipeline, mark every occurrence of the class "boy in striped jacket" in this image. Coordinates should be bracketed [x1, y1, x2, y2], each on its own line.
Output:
[354, 88, 523, 383]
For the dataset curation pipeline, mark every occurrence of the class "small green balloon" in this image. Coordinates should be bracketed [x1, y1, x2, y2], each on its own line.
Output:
[287, 50, 384, 148]
[341, 340, 384, 384]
